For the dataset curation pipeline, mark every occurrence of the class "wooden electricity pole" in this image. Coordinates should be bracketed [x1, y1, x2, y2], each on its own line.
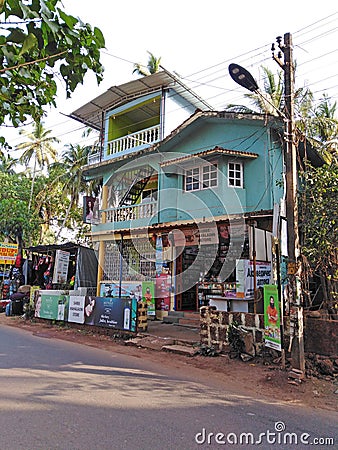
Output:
[273, 32, 305, 374]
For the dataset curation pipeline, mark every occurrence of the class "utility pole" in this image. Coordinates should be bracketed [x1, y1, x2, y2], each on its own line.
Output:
[272, 33, 305, 374]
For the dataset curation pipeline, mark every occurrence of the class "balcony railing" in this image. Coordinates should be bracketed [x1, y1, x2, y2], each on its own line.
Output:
[101, 201, 157, 223]
[86, 125, 160, 165]
[107, 125, 160, 156]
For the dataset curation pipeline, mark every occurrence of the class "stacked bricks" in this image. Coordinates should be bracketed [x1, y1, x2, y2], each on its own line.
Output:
[200, 306, 265, 353]
[137, 301, 148, 332]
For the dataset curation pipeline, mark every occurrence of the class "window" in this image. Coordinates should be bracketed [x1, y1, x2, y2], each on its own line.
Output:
[228, 162, 243, 188]
[185, 164, 218, 191]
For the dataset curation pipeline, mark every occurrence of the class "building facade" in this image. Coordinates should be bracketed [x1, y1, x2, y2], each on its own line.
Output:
[71, 70, 301, 317]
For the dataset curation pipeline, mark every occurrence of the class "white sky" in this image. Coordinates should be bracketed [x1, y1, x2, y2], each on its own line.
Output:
[3, 1, 338, 154]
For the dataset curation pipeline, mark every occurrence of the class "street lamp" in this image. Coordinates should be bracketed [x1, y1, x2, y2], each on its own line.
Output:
[228, 63, 259, 92]
[228, 42, 305, 376]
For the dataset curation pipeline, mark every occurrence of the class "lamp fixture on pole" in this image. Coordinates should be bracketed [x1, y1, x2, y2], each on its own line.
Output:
[228, 39, 305, 375]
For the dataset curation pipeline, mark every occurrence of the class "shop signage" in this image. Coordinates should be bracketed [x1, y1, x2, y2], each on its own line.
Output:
[52, 250, 70, 284]
[236, 259, 272, 299]
[68, 295, 85, 323]
[263, 284, 281, 351]
[171, 225, 219, 247]
[0, 242, 18, 265]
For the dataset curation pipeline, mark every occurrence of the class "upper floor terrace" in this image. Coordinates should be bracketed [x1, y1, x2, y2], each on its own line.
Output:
[70, 69, 212, 166]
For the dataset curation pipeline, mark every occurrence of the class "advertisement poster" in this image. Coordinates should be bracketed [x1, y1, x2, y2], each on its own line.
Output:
[155, 235, 163, 275]
[100, 282, 142, 300]
[83, 296, 137, 331]
[0, 242, 18, 265]
[83, 196, 99, 224]
[52, 250, 70, 284]
[142, 281, 155, 315]
[155, 274, 171, 311]
[68, 295, 85, 324]
[263, 284, 281, 351]
[236, 260, 272, 299]
[38, 294, 69, 321]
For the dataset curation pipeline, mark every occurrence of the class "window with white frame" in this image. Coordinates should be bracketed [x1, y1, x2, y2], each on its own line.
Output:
[185, 164, 218, 192]
[228, 161, 243, 188]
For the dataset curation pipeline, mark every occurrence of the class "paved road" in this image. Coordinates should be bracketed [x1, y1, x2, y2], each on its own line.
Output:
[0, 325, 336, 450]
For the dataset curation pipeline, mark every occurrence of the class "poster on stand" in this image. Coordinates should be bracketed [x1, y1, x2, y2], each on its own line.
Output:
[263, 284, 281, 351]
[52, 250, 70, 284]
[142, 281, 155, 315]
[155, 274, 171, 311]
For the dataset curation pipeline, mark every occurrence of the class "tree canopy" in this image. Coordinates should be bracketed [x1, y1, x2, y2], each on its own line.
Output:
[0, 0, 105, 146]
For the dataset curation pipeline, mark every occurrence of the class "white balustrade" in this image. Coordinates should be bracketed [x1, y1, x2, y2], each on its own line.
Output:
[107, 125, 160, 156]
[102, 201, 157, 223]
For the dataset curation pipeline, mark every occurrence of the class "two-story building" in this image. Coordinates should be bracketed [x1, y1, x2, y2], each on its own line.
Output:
[70, 69, 322, 318]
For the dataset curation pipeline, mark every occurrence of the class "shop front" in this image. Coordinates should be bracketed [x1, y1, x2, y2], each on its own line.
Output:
[97, 219, 275, 316]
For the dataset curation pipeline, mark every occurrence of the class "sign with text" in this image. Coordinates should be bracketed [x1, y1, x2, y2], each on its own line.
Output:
[236, 260, 272, 299]
[38, 294, 69, 321]
[0, 242, 18, 265]
[68, 295, 85, 324]
[52, 250, 70, 284]
[84, 296, 137, 331]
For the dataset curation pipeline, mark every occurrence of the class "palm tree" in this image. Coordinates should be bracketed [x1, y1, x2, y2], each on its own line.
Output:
[0, 152, 18, 174]
[52, 143, 101, 241]
[298, 94, 338, 164]
[133, 51, 161, 76]
[16, 121, 59, 210]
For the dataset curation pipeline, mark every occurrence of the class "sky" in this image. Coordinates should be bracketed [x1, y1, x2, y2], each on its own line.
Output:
[3, 0, 338, 154]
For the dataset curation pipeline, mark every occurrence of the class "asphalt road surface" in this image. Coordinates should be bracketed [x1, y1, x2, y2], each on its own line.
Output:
[0, 325, 336, 450]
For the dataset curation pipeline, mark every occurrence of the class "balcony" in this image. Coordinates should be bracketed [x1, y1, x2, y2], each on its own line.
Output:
[87, 124, 160, 165]
[107, 125, 160, 156]
[101, 201, 157, 223]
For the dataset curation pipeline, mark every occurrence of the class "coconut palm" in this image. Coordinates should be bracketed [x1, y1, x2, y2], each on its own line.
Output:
[0, 152, 18, 174]
[133, 51, 161, 76]
[299, 94, 338, 164]
[52, 143, 101, 241]
[16, 121, 59, 210]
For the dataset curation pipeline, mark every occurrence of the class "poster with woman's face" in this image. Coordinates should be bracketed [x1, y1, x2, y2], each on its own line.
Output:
[83, 196, 98, 224]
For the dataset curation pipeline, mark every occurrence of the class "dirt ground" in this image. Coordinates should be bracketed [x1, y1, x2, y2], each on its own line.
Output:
[1, 313, 337, 412]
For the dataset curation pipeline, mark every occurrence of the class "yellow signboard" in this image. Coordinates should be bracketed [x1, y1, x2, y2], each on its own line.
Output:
[0, 242, 18, 265]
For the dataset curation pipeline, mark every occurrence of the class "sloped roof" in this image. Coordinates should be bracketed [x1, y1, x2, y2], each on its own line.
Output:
[69, 68, 212, 130]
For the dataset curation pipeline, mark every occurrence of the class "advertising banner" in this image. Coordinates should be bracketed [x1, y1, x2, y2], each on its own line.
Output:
[263, 284, 281, 351]
[52, 250, 70, 284]
[0, 242, 18, 265]
[100, 281, 143, 301]
[142, 281, 155, 315]
[155, 235, 163, 275]
[83, 296, 137, 331]
[236, 260, 272, 299]
[155, 274, 171, 311]
[37, 294, 69, 321]
[68, 295, 85, 324]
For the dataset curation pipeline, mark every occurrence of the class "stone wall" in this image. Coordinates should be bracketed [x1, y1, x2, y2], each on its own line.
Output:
[200, 306, 265, 353]
[200, 306, 338, 358]
[304, 316, 338, 357]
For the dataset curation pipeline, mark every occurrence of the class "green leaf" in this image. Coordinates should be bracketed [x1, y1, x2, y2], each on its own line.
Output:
[94, 27, 105, 47]
[58, 9, 78, 28]
[19, 33, 38, 56]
